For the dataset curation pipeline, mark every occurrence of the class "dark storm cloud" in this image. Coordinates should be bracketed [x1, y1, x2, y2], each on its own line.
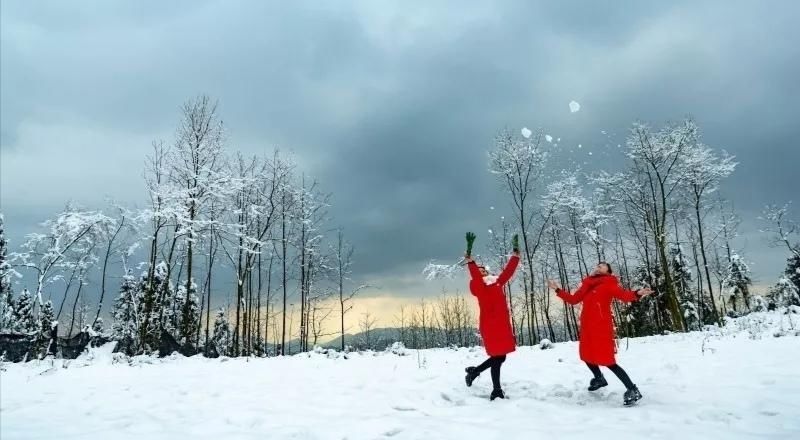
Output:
[2, 0, 799, 298]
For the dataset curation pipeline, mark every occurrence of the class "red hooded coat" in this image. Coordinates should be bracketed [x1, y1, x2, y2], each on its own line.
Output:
[556, 274, 640, 366]
[467, 255, 519, 356]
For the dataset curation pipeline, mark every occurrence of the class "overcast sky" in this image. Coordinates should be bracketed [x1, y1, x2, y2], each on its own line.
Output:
[2, 0, 799, 305]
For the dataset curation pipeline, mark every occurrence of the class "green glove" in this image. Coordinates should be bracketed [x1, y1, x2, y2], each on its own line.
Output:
[512, 234, 520, 253]
[465, 232, 476, 257]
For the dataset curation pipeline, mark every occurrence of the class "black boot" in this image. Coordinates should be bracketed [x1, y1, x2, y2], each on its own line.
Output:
[623, 386, 642, 406]
[465, 367, 479, 387]
[588, 375, 608, 391]
[490, 388, 506, 401]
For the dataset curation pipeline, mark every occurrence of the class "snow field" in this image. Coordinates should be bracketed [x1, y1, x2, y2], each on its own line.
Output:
[1, 312, 799, 440]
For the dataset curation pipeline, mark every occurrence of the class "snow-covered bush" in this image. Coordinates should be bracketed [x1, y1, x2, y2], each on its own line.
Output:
[768, 276, 800, 308]
[387, 341, 408, 356]
[751, 296, 768, 313]
[539, 338, 554, 350]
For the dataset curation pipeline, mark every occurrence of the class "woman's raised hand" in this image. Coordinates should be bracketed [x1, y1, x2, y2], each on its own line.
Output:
[547, 279, 561, 291]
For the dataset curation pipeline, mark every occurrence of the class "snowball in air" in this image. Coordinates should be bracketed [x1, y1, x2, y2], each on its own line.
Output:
[569, 101, 581, 113]
[521, 127, 532, 138]
[545, 135, 553, 143]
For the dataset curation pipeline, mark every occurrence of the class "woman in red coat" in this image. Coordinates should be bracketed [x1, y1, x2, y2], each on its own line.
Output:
[463, 250, 520, 401]
[549, 262, 652, 406]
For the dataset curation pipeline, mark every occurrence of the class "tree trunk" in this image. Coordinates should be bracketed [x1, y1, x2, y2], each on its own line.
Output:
[94, 218, 124, 326]
[203, 225, 215, 353]
[281, 190, 288, 356]
[694, 200, 719, 323]
[68, 271, 86, 336]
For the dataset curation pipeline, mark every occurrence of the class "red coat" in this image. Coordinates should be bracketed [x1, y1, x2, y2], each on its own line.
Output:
[557, 274, 640, 366]
[467, 255, 520, 356]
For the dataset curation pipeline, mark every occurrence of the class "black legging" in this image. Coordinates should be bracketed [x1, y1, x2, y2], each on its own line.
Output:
[475, 355, 506, 390]
[586, 362, 635, 390]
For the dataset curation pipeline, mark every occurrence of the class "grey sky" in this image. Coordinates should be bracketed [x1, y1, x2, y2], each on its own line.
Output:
[2, 0, 799, 302]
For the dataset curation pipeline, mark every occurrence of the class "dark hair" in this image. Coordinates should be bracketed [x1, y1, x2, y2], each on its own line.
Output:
[598, 261, 613, 274]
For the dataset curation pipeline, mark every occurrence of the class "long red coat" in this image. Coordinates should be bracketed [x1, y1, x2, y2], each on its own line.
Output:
[557, 274, 640, 366]
[467, 255, 519, 356]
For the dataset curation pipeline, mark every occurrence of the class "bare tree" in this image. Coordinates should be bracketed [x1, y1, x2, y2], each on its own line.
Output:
[359, 311, 378, 350]
[680, 143, 736, 322]
[93, 206, 133, 327]
[293, 176, 331, 352]
[332, 229, 368, 351]
[761, 204, 800, 258]
[309, 297, 335, 347]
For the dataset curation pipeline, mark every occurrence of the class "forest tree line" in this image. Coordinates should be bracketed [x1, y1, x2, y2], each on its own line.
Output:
[1, 98, 799, 359]
[425, 120, 800, 347]
[0, 95, 369, 358]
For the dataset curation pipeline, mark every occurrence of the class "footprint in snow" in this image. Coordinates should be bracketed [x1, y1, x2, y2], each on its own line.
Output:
[546, 385, 574, 399]
[440, 392, 465, 406]
[384, 428, 403, 437]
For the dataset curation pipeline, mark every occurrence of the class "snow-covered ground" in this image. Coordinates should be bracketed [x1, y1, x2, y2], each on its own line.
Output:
[2, 312, 799, 440]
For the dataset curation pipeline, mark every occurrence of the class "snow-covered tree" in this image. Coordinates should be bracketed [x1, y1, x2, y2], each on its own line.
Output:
[170, 95, 225, 345]
[112, 272, 140, 347]
[139, 142, 177, 353]
[768, 276, 800, 308]
[622, 264, 675, 336]
[723, 254, 752, 314]
[152, 262, 178, 341]
[216, 151, 292, 356]
[0, 214, 15, 331]
[175, 280, 200, 346]
[131, 260, 178, 352]
[211, 308, 232, 357]
[0, 288, 13, 332]
[784, 254, 800, 291]
[489, 128, 551, 343]
[38, 300, 56, 339]
[680, 144, 736, 323]
[12, 205, 113, 310]
[624, 119, 700, 332]
[671, 246, 699, 330]
[13, 288, 36, 334]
